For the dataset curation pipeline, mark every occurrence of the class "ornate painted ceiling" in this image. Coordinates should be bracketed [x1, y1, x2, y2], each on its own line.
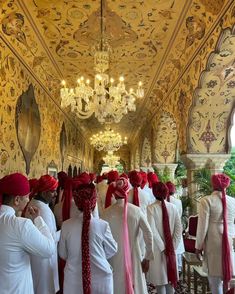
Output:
[0, 0, 233, 145]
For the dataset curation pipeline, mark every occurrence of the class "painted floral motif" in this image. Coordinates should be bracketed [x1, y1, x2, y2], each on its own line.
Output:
[199, 120, 217, 152]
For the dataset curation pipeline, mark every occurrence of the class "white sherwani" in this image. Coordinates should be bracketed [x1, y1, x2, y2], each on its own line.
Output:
[169, 196, 185, 256]
[59, 214, 117, 294]
[0, 205, 55, 294]
[147, 200, 182, 286]
[196, 191, 235, 276]
[128, 187, 153, 215]
[103, 200, 154, 294]
[26, 199, 60, 294]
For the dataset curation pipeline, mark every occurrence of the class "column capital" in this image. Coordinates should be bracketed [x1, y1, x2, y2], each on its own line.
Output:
[181, 153, 230, 172]
[152, 163, 178, 180]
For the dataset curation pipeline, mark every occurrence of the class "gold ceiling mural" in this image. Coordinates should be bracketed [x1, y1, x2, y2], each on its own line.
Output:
[0, 0, 234, 148]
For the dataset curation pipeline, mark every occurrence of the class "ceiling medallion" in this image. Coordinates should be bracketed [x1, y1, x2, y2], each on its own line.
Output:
[60, 0, 144, 124]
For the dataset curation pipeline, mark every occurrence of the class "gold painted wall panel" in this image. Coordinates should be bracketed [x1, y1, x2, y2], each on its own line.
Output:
[0, 38, 92, 177]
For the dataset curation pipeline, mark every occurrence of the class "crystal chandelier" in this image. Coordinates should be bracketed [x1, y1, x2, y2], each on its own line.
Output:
[90, 127, 127, 152]
[60, 1, 144, 124]
[103, 151, 120, 169]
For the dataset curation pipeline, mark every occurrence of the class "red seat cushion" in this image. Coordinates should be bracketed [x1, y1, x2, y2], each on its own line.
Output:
[184, 239, 196, 253]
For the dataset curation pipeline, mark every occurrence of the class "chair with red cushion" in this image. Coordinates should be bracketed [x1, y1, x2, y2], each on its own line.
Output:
[183, 215, 198, 253]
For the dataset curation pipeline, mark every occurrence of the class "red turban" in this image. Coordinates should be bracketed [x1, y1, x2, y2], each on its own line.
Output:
[105, 171, 119, 208]
[79, 172, 91, 185]
[35, 175, 58, 193]
[129, 171, 142, 206]
[57, 171, 68, 189]
[152, 182, 178, 288]
[0, 173, 30, 206]
[28, 178, 38, 199]
[89, 173, 96, 182]
[107, 170, 119, 184]
[113, 177, 134, 293]
[147, 172, 159, 188]
[140, 171, 147, 189]
[102, 172, 108, 180]
[74, 183, 97, 294]
[96, 175, 103, 184]
[211, 173, 232, 290]
[113, 177, 130, 199]
[165, 181, 176, 201]
[120, 173, 128, 179]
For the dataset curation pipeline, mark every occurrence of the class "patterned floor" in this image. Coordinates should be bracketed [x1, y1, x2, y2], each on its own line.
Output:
[147, 280, 189, 294]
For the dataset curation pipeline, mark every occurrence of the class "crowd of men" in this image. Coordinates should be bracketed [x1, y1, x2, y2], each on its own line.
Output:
[0, 169, 234, 294]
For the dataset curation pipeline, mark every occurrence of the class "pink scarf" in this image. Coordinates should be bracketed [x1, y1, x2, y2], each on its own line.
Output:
[113, 178, 134, 294]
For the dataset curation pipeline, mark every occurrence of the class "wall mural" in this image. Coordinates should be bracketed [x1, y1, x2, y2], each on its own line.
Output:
[141, 137, 152, 167]
[15, 84, 41, 174]
[0, 37, 91, 177]
[154, 112, 178, 163]
[134, 148, 140, 169]
[188, 25, 235, 153]
[60, 122, 67, 170]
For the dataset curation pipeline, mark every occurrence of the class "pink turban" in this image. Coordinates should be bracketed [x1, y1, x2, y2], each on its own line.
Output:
[152, 182, 178, 288]
[0, 173, 30, 206]
[120, 173, 128, 179]
[35, 175, 58, 193]
[113, 178, 134, 293]
[211, 173, 232, 290]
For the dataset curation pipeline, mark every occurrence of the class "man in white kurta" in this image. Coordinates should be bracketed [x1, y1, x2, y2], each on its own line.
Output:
[59, 213, 117, 294]
[166, 181, 185, 272]
[196, 174, 235, 294]
[26, 175, 59, 294]
[0, 173, 55, 294]
[103, 196, 154, 294]
[147, 194, 182, 292]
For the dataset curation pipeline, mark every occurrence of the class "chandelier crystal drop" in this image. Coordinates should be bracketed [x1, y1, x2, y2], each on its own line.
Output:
[60, 1, 144, 124]
[90, 127, 127, 152]
[103, 151, 120, 169]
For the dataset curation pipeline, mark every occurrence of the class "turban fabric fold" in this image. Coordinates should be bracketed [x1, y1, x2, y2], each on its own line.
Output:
[113, 178, 134, 294]
[35, 175, 58, 193]
[152, 182, 178, 288]
[147, 172, 159, 188]
[105, 171, 119, 208]
[211, 173, 232, 290]
[140, 172, 147, 189]
[0, 173, 30, 206]
[165, 181, 176, 201]
[74, 183, 97, 294]
[57, 171, 68, 189]
[129, 171, 142, 206]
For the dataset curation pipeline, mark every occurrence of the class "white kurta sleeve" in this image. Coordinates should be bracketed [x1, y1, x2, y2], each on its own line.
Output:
[20, 217, 55, 258]
[103, 223, 118, 259]
[195, 198, 210, 250]
[172, 209, 182, 250]
[139, 210, 154, 260]
[92, 203, 99, 218]
[147, 206, 165, 253]
[58, 224, 68, 260]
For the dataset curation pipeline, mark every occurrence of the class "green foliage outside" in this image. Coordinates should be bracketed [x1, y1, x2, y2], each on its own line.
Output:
[223, 149, 235, 197]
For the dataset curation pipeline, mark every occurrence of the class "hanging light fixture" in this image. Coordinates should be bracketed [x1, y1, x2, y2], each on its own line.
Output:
[90, 127, 127, 152]
[103, 151, 120, 169]
[60, 0, 144, 124]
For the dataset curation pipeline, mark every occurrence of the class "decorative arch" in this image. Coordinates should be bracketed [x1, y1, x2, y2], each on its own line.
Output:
[141, 137, 152, 167]
[153, 111, 178, 163]
[188, 25, 235, 153]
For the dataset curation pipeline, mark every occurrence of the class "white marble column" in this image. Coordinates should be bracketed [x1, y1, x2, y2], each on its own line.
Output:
[152, 163, 178, 181]
[181, 153, 230, 212]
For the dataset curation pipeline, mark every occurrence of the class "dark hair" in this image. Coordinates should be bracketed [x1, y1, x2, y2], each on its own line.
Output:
[2, 193, 16, 205]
